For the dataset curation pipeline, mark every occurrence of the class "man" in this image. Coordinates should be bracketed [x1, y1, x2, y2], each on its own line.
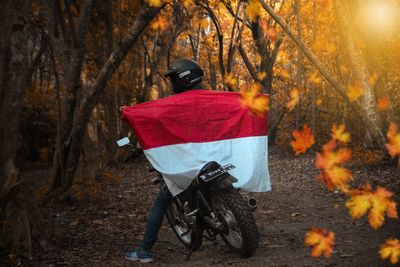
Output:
[124, 59, 205, 263]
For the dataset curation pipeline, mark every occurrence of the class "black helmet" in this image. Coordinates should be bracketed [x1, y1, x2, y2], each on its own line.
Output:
[164, 59, 204, 94]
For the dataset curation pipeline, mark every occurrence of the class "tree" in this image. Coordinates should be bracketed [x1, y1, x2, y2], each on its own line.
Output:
[48, 1, 165, 191]
[259, 0, 389, 148]
[0, 0, 45, 257]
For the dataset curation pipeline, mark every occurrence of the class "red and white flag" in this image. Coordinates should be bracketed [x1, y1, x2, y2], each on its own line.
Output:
[122, 89, 271, 196]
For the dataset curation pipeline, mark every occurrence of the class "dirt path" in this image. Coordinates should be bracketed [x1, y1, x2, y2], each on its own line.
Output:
[21, 147, 400, 266]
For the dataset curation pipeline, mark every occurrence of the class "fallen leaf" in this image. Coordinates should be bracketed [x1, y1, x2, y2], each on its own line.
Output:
[380, 239, 400, 265]
[331, 124, 350, 144]
[315, 140, 352, 192]
[291, 124, 315, 155]
[305, 227, 335, 258]
[385, 123, 400, 158]
[240, 83, 270, 117]
[346, 184, 398, 229]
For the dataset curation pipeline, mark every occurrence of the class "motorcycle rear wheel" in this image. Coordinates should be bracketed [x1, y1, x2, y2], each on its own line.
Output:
[212, 189, 259, 257]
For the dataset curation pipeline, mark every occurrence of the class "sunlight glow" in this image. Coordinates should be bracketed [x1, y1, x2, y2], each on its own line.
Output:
[359, 0, 397, 35]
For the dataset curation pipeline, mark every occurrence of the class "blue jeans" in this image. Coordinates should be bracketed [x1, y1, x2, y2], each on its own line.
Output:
[140, 184, 173, 252]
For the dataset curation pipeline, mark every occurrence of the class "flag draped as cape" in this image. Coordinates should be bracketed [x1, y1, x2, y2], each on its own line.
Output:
[122, 89, 271, 196]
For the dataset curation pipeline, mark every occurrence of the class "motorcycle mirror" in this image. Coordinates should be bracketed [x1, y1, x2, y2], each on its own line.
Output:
[117, 137, 130, 147]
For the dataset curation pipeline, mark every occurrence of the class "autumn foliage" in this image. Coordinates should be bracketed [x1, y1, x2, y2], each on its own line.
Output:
[331, 124, 350, 144]
[304, 228, 335, 258]
[5, 0, 400, 263]
[240, 83, 270, 117]
[346, 185, 398, 229]
[315, 140, 352, 192]
[385, 123, 400, 162]
[291, 124, 314, 155]
[380, 239, 400, 265]
[305, 124, 399, 260]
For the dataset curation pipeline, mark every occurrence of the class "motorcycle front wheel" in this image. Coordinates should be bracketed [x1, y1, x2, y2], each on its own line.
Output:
[165, 199, 202, 251]
[212, 188, 259, 257]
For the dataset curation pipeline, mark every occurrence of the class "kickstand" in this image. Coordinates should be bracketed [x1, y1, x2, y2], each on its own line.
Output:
[185, 237, 200, 260]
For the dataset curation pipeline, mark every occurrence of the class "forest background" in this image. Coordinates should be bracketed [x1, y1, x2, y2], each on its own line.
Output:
[0, 0, 399, 265]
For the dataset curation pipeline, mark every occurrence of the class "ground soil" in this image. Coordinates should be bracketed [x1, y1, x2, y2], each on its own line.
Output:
[3, 146, 400, 267]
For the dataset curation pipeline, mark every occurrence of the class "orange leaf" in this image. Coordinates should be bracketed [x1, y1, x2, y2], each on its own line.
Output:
[246, 0, 262, 22]
[146, 0, 163, 7]
[315, 0, 332, 8]
[377, 97, 389, 111]
[316, 98, 323, 106]
[224, 72, 237, 88]
[309, 71, 322, 85]
[277, 1, 290, 17]
[347, 82, 363, 102]
[346, 184, 398, 229]
[260, 19, 277, 43]
[240, 83, 270, 117]
[257, 71, 267, 80]
[340, 65, 349, 74]
[315, 140, 352, 191]
[182, 0, 193, 8]
[265, 27, 278, 43]
[380, 239, 400, 264]
[199, 18, 208, 28]
[385, 123, 400, 158]
[291, 125, 315, 155]
[280, 68, 290, 79]
[331, 124, 350, 144]
[369, 73, 378, 86]
[312, 38, 336, 54]
[150, 17, 168, 31]
[285, 88, 299, 111]
[305, 227, 335, 258]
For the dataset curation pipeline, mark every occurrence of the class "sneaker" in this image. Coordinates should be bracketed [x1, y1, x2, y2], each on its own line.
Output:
[125, 248, 153, 263]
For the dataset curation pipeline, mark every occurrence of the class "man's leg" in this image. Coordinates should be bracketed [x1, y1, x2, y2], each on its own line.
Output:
[140, 184, 173, 252]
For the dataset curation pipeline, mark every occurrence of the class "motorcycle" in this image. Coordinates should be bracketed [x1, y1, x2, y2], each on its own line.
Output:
[117, 137, 259, 258]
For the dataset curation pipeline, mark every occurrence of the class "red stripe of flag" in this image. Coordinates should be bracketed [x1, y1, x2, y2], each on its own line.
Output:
[122, 90, 268, 150]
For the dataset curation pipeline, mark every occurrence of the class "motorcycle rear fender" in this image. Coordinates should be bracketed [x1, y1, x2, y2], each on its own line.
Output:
[208, 173, 238, 191]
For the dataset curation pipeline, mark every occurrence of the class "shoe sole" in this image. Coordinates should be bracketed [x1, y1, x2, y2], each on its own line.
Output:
[124, 256, 153, 263]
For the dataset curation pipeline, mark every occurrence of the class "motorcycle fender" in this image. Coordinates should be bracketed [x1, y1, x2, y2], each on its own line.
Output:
[210, 173, 238, 190]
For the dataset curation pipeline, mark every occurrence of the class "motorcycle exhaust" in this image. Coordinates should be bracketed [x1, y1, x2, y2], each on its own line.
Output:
[244, 196, 258, 212]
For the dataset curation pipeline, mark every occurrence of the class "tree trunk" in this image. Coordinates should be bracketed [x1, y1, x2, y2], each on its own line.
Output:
[50, 4, 165, 191]
[295, 0, 302, 128]
[333, 0, 386, 146]
[48, 0, 94, 190]
[310, 0, 317, 135]
[0, 0, 44, 257]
